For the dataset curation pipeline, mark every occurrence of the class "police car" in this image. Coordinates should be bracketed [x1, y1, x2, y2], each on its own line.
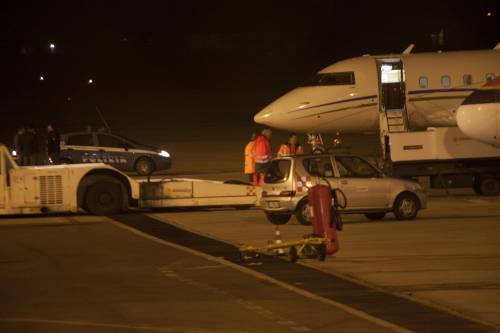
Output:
[60, 131, 171, 175]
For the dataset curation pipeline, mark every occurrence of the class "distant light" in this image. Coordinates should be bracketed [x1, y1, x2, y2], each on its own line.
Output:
[88, 79, 93, 84]
[12, 150, 17, 157]
[49, 43, 55, 49]
[39, 76, 44, 81]
[486, 12, 492, 17]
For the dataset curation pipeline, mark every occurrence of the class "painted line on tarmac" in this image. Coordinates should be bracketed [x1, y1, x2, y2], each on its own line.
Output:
[110, 214, 492, 333]
[0, 317, 239, 333]
[108, 216, 409, 333]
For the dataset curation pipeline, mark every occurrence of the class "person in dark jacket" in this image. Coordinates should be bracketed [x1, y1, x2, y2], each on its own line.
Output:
[14, 127, 25, 165]
[47, 124, 61, 164]
[20, 127, 35, 166]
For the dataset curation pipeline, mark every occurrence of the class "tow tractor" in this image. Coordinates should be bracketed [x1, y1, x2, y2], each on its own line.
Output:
[0, 144, 261, 216]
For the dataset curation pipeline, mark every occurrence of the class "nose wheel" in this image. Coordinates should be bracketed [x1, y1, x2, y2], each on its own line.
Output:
[307, 133, 325, 153]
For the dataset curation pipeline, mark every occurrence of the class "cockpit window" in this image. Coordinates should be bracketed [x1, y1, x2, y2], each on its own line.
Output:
[301, 72, 355, 86]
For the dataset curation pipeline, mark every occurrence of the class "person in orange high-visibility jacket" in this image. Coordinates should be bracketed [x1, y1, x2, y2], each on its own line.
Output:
[244, 133, 256, 182]
[252, 128, 272, 185]
[278, 133, 304, 157]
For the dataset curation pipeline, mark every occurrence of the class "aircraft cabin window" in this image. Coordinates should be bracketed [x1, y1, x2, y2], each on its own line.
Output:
[418, 76, 428, 88]
[301, 72, 355, 86]
[486, 73, 496, 82]
[441, 75, 451, 88]
[463, 74, 472, 86]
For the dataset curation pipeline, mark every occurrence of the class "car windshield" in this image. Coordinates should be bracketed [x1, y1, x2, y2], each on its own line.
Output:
[265, 160, 291, 183]
[335, 156, 380, 178]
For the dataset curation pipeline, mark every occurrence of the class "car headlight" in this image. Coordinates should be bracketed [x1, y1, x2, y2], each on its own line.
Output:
[158, 150, 170, 158]
[12, 150, 17, 156]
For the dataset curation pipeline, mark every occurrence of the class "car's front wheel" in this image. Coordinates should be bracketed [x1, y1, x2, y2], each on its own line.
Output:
[393, 193, 419, 220]
[265, 212, 292, 225]
[135, 157, 155, 176]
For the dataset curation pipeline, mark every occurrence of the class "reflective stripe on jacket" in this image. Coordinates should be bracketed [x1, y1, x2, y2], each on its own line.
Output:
[244, 140, 255, 174]
[253, 135, 272, 164]
[277, 143, 303, 157]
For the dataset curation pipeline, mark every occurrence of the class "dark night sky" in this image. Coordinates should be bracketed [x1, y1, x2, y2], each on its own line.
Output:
[3, 0, 499, 143]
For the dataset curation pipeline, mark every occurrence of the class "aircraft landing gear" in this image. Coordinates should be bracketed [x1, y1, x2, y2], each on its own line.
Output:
[307, 133, 326, 153]
[306, 132, 343, 154]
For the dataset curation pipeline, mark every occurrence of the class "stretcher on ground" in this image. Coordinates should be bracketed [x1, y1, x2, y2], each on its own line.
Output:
[239, 235, 330, 263]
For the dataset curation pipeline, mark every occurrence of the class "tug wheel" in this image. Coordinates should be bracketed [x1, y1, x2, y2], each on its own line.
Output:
[289, 246, 298, 263]
[317, 244, 327, 261]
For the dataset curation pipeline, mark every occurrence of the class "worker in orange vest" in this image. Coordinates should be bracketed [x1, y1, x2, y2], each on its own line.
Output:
[244, 133, 256, 182]
[278, 133, 304, 157]
[252, 128, 272, 185]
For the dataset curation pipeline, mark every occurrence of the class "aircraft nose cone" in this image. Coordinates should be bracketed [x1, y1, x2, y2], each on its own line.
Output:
[254, 108, 273, 125]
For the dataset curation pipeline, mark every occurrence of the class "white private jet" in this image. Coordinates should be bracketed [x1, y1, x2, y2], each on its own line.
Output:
[456, 77, 500, 147]
[254, 44, 500, 141]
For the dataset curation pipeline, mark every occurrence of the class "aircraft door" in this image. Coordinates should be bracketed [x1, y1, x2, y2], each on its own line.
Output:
[378, 60, 406, 111]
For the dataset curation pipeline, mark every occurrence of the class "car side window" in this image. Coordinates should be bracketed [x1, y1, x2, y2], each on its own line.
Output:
[302, 157, 334, 177]
[98, 134, 129, 148]
[66, 134, 94, 146]
[335, 156, 379, 178]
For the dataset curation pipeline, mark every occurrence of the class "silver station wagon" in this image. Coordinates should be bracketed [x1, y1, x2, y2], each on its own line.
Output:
[261, 154, 427, 225]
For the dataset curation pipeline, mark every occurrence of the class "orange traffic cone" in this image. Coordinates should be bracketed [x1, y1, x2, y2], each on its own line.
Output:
[274, 226, 285, 255]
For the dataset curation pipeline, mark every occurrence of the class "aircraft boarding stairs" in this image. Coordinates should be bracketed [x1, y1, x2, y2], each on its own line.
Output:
[379, 107, 409, 171]
[383, 108, 408, 133]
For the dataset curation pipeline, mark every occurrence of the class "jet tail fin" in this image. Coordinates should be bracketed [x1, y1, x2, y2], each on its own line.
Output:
[402, 44, 415, 54]
[494, 42, 500, 50]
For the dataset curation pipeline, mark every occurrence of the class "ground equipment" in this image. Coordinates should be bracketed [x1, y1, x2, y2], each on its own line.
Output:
[239, 180, 346, 263]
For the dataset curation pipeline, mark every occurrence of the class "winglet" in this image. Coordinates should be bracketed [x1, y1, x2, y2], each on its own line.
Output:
[402, 44, 415, 55]
[494, 42, 500, 50]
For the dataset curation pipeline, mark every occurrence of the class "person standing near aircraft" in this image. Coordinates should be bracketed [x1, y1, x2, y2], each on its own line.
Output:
[278, 133, 304, 157]
[13, 127, 25, 164]
[253, 128, 272, 185]
[47, 124, 61, 164]
[244, 133, 256, 182]
[20, 126, 35, 166]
